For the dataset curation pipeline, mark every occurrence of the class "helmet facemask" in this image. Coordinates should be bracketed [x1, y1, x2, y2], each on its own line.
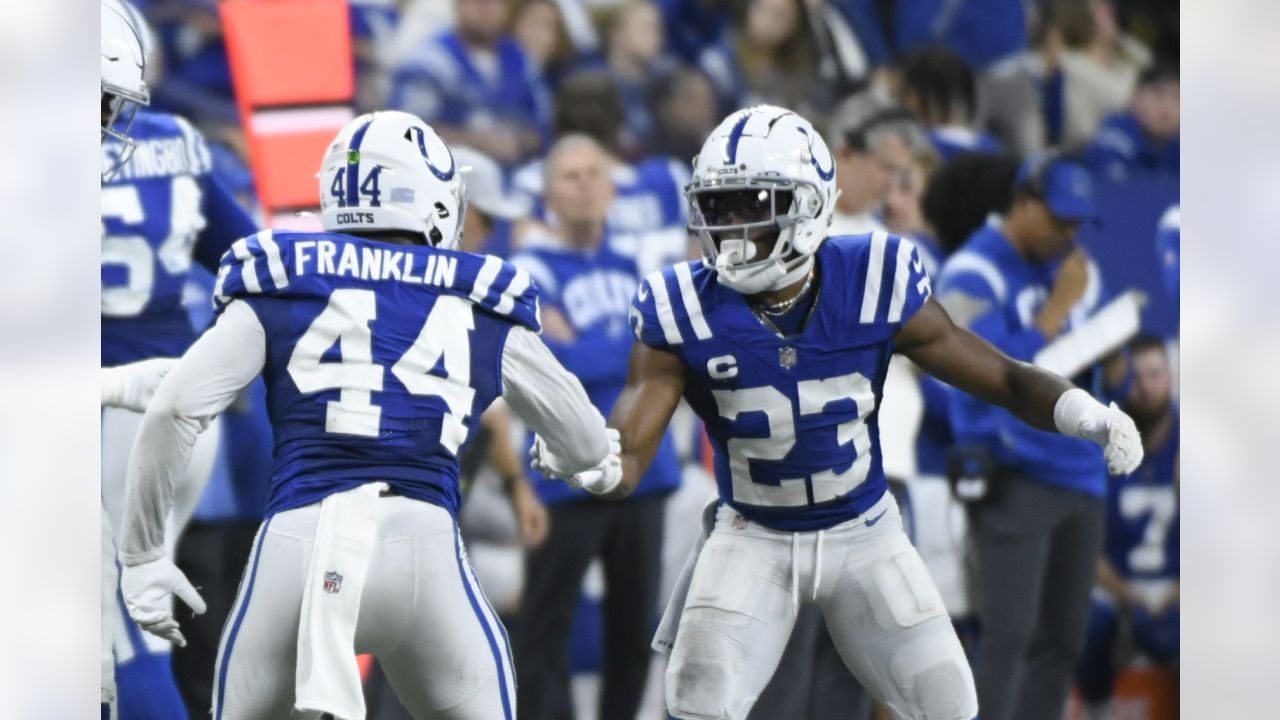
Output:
[689, 175, 820, 294]
[101, 87, 146, 178]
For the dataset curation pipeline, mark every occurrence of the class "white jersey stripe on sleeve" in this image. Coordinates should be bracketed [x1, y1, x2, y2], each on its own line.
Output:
[230, 238, 261, 293]
[469, 255, 504, 306]
[886, 237, 915, 323]
[673, 262, 712, 340]
[647, 270, 684, 345]
[493, 268, 530, 316]
[255, 230, 290, 290]
[859, 231, 888, 323]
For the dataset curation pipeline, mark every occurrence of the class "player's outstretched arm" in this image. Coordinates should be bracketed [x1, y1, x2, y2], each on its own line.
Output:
[895, 298, 1143, 475]
[120, 299, 266, 646]
[600, 342, 687, 500]
[502, 326, 613, 476]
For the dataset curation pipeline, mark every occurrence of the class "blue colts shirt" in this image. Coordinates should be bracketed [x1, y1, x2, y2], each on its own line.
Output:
[215, 230, 540, 516]
[632, 233, 933, 531]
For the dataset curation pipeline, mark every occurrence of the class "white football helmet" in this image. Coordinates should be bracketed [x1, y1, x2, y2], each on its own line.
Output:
[101, 0, 150, 177]
[319, 111, 468, 249]
[687, 105, 837, 294]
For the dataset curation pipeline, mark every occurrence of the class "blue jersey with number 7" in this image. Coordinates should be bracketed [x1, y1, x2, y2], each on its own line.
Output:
[214, 229, 540, 517]
[631, 232, 932, 531]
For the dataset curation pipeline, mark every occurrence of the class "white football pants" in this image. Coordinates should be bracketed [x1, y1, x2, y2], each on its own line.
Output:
[665, 491, 978, 720]
[213, 496, 516, 720]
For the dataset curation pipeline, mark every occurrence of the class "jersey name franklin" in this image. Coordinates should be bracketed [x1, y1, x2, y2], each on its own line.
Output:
[292, 238, 459, 287]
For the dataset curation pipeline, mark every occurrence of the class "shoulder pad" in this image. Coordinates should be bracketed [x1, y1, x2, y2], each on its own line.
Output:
[212, 229, 292, 313]
[454, 252, 542, 332]
[833, 231, 933, 330]
[630, 261, 716, 349]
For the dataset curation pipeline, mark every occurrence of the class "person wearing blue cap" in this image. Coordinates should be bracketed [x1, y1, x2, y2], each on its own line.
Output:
[935, 153, 1133, 720]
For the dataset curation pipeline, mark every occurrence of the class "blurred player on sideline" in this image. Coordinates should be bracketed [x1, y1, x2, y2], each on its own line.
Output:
[101, 2, 259, 718]
[119, 111, 615, 720]
[1076, 335, 1179, 716]
[533, 105, 1144, 720]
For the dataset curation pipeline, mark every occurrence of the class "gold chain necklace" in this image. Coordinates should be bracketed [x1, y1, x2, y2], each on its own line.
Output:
[758, 269, 815, 316]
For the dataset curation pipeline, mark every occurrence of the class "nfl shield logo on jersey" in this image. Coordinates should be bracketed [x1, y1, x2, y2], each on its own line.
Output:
[323, 571, 343, 594]
[779, 346, 797, 369]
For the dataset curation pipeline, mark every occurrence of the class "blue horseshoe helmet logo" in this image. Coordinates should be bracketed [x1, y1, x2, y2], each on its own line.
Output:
[796, 126, 835, 181]
[408, 125, 456, 181]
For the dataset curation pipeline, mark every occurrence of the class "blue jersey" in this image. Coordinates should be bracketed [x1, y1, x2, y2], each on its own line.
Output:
[1104, 414, 1179, 580]
[511, 241, 681, 504]
[937, 222, 1110, 495]
[1084, 112, 1180, 183]
[214, 230, 541, 517]
[632, 233, 933, 531]
[102, 111, 258, 366]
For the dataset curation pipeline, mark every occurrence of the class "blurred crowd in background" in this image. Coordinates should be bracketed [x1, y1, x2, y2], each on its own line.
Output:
[110, 1, 1180, 719]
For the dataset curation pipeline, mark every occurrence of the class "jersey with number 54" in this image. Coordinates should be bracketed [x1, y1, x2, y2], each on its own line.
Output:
[631, 232, 932, 531]
[214, 229, 553, 516]
[102, 110, 258, 366]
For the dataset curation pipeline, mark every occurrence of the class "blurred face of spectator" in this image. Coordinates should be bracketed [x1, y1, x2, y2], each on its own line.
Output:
[513, 0, 563, 67]
[658, 71, 719, 158]
[461, 209, 493, 253]
[1089, 0, 1119, 46]
[1132, 79, 1180, 143]
[545, 141, 616, 245]
[1009, 195, 1080, 263]
[835, 131, 912, 215]
[457, 0, 510, 46]
[1127, 343, 1173, 427]
[883, 157, 928, 236]
[610, 2, 664, 67]
[746, 0, 799, 50]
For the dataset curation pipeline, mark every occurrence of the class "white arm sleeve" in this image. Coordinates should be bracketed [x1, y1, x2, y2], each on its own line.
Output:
[500, 325, 609, 474]
[120, 300, 267, 565]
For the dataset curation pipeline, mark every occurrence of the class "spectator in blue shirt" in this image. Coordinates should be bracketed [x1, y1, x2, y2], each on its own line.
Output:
[936, 154, 1132, 720]
[510, 135, 680, 720]
[894, 45, 1003, 161]
[391, 0, 551, 166]
[1156, 203, 1179, 309]
[1085, 63, 1179, 182]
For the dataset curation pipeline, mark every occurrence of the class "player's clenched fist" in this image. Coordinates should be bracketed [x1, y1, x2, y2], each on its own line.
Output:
[1054, 388, 1144, 475]
[531, 427, 623, 495]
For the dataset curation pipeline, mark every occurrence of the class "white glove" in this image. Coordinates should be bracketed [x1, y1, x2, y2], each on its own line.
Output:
[101, 358, 178, 412]
[531, 428, 623, 495]
[120, 557, 207, 647]
[1054, 388, 1144, 475]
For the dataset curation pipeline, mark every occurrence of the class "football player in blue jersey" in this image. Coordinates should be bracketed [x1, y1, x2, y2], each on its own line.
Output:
[531, 105, 1145, 720]
[100, 3, 261, 718]
[1077, 336, 1179, 715]
[118, 111, 615, 720]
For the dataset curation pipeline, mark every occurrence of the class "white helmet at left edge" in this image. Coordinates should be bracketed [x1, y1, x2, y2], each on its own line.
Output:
[101, 0, 150, 178]
[319, 111, 468, 250]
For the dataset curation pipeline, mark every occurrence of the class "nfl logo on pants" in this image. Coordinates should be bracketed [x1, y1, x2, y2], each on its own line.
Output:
[323, 571, 343, 594]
